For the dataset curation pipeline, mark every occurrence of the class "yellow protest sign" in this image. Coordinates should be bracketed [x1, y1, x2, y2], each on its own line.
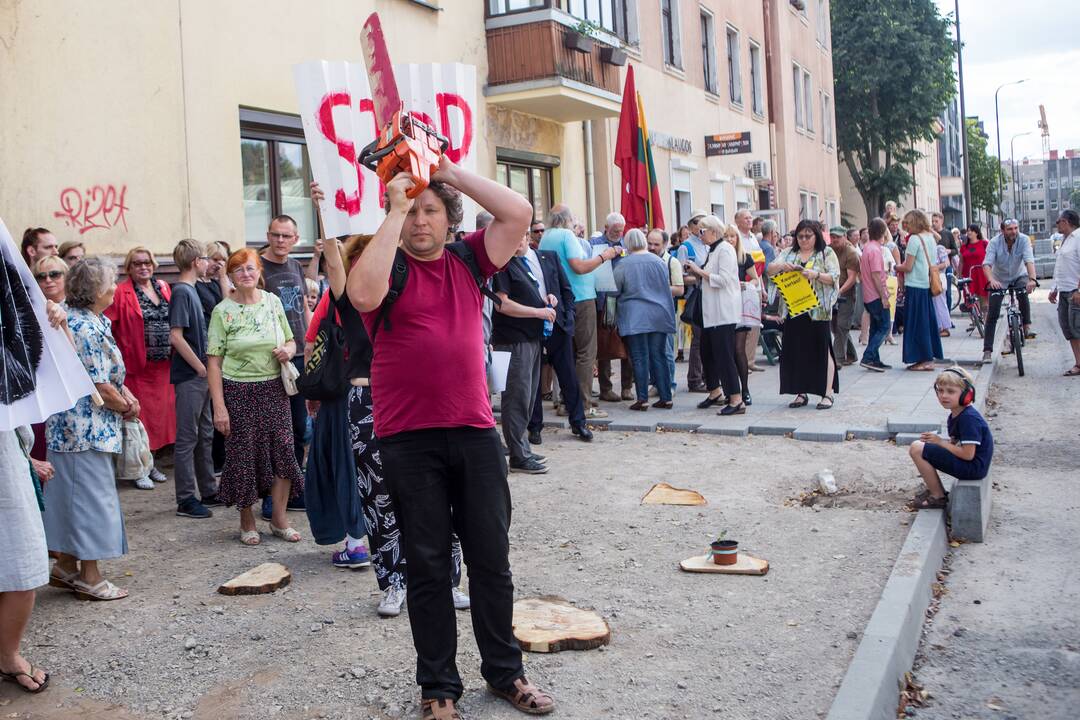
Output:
[773, 271, 820, 317]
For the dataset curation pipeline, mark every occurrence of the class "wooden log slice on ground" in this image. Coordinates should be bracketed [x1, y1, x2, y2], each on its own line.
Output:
[641, 482, 707, 505]
[679, 553, 769, 575]
[512, 597, 611, 653]
[218, 562, 292, 595]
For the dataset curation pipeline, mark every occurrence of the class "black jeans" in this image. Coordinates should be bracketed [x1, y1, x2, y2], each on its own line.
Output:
[983, 279, 1032, 352]
[530, 324, 586, 432]
[380, 426, 523, 700]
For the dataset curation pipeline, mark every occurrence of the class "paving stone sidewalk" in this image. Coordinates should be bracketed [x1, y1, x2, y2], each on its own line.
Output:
[532, 318, 990, 442]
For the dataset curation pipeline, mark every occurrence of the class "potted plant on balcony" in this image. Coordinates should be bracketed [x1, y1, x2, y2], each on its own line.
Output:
[564, 19, 598, 54]
[600, 43, 627, 66]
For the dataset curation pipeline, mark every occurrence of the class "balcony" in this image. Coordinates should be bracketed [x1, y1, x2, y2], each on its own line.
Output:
[485, 11, 623, 123]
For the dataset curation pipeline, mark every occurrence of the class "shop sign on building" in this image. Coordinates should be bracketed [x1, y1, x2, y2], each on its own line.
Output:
[705, 132, 752, 157]
[294, 62, 477, 236]
[650, 131, 693, 155]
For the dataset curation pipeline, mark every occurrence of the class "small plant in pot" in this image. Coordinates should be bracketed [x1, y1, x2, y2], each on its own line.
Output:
[564, 19, 598, 54]
[710, 531, 739, 565]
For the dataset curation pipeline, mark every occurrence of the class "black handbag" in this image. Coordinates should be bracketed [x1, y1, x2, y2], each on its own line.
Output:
[680, 286, 703, 326]
[298, 303, 350, 401]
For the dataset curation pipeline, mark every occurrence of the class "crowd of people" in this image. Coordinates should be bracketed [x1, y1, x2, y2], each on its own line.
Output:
[4, 176, 1079, 716]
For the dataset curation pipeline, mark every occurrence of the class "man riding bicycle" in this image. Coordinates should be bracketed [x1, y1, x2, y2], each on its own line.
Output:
[981, 219, 1038, 363]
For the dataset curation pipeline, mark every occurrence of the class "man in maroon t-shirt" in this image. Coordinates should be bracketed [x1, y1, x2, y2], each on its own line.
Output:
[347, 159, 554, 717]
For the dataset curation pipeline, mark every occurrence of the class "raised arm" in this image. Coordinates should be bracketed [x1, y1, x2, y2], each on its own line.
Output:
[432, 157, 533, 269]
[347, 174, 413, 313]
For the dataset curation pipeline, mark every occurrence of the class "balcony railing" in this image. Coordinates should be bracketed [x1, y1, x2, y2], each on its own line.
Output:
[486, 19, 621, 96]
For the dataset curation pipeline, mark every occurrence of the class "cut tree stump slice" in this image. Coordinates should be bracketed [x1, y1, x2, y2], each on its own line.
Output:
[679, 553, 769, 575]
[217, 562, 292, 595]
[641, 482, 707, 506]
[512, 597, 611, 653]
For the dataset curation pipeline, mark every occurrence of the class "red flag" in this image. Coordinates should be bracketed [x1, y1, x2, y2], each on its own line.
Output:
[615, 66, 647, 228]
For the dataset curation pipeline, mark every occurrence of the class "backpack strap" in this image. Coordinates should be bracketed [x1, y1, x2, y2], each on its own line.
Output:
[369, 247, 410, 345]
[446, 242, 503, 308]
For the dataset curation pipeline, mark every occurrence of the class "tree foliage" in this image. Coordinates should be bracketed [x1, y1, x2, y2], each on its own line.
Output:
[965, 119, 1005, 217]
[832, 0, 957, 218]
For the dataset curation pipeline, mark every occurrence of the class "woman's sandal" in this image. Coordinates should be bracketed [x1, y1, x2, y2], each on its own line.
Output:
[48, 567, 79, 591]
[911, 493, 949, 510]
[652, 400, 673, 409]
[628, 400, 649, 411]
[816, 396, 834, 410]
[488, 676, 555, 715]
[0, 666, 50, 693]
[239, 530, 261, 546]
[788, 394, 809, 408]
[906, 363, 936, 372]
[270, 525, 301, 543]
[421, 698, 462, 720]
[71, 578, 129, 602]
[1064, 366, 1080, 377]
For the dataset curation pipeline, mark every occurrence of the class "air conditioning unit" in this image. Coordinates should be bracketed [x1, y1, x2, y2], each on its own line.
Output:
[746, 160, 770, 180]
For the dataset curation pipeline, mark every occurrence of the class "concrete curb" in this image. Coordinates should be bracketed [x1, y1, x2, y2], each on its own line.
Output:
[825, 342, 1001, 720]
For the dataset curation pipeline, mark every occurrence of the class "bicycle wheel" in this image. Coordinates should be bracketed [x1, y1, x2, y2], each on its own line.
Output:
[970, 304, 984, 339]
[1009, 314, 1024, 377]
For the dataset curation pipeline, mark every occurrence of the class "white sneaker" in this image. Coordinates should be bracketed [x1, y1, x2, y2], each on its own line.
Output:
[148, 467, 167, 483]
[378, 584, 407, 617]
[134, 476, 154, 490]
[452, 587, 471, 611]
[585, 407, 608, 419]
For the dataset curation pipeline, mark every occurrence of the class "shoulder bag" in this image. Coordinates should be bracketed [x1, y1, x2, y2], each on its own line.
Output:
[297, 294, 350, 401]
[921, 236, 943, 297]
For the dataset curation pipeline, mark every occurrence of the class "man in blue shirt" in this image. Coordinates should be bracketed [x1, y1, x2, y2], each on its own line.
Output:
[981, 219, 1037, 361]
[676, 212, 709, 391]
[590, 212, 633, 401]
[538, 205, 620, 420]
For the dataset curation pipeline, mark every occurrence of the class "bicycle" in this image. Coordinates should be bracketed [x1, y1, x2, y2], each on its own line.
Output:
[954, 277, 984, 339]
[990, 282, 1037, 377]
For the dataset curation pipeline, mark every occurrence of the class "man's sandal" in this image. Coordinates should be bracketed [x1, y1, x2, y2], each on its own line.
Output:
[0, 666, 50, 693]
[71, 578, 128, 601]
[421, 698, 462, 720]
[488, 676, 555, 715]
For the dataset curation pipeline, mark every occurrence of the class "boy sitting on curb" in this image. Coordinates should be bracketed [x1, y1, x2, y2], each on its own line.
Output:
[907, 367, 994, 509]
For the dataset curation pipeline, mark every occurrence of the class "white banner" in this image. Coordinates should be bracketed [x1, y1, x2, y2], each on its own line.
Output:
[0, 219, 94, 432]
[293, 62, 478, 238]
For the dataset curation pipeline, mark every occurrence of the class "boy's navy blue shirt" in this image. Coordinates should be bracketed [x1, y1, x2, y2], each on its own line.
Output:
[947, 405, 994, 476]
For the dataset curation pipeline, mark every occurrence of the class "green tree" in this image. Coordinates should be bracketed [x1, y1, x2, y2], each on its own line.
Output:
[832, 0, 957, 219]
[1069, 189, 1080, 214]
[965, 119, 1005, 217]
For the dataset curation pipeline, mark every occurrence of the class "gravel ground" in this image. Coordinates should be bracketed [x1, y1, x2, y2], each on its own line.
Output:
[3, 420, 928, 719]
[910, 299, 1080, 720]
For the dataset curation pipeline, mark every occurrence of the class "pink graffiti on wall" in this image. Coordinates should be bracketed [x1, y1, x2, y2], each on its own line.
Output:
[53, 185, 130, 234]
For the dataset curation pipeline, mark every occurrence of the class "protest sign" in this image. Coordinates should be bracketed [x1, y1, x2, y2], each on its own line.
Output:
[773, 270, 820, 318]
[0, 218, 94, 431]
[293, 62, 477, 238]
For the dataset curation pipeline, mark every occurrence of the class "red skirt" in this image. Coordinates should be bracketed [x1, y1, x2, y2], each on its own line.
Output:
[125, 359, 176, 451]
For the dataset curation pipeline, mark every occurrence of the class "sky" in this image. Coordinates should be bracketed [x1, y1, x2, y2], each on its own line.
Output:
[934, 0, 1079, 163]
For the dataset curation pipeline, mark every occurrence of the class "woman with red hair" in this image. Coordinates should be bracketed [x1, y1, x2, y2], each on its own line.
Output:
[207, 249, 304, 546]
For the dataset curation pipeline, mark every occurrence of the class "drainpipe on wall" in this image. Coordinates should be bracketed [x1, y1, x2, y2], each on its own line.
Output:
[583, 119, 597, 235]
[762, 0, 779, 214]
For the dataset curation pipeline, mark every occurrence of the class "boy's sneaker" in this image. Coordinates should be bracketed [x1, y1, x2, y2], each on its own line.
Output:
[378, 584, 407, 617]
[860, 360, 885, 373]
[200, 494, 224, 507]
[452, 587, 471, 611]
[332, 545, 372, 569]
[148, 467, 168, 483]
[176, 498, 213, 519]
[134, 476, 154, 490]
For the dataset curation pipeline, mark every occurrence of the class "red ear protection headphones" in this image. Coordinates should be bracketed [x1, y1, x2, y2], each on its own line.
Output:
[942, 368, 975, 406]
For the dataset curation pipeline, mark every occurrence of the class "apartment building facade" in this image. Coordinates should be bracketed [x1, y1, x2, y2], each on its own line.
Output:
[1001, 150, 1080, 238]
[1, 0, 840, 257]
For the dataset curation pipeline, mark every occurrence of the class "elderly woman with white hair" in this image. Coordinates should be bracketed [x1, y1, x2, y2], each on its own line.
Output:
[613, 228, 677, 410]
[44, 256, 133, 601]
[685, 216, 745, 415]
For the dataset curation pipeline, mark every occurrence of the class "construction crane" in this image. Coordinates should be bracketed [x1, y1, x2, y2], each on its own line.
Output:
[1039, 105, 1050, 160]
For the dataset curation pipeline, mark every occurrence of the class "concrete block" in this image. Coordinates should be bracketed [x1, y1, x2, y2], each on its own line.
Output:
[747, 422, 797, 437]
[893, 433, 921, 447]
[848, 428, 894, 441]
[655, 422, 701, 432]
[607, 421, 657, 432]
[792, 424, 847, 443]
[947, 475, 992, 543]
[542, 420, 568, 430]
[583, 419, 612, 429]
[887, 417, 942, 433]
[827, 509, 948, 720]
[695, 425, 749, 437]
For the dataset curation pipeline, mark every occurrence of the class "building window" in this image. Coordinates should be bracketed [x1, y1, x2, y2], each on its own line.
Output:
[496, 161, 554, 221]
[1050, 178, 1058, 189]
[749, 42, 764, 117]
[661, 0, 682, 69]
[803, 70, 814, 133]
[822, 92, 834, 148]
[809, 193, 820, 222]
[799, 190, 809, 220]
[726, 25, 742, 106]
[565, 0, 632, 40]
[1051, 199, 1058, 210]
[793, 64, 804, 129]
[816, 0, 828, 47]
[827, 200, 839, 227]
[709, 181, 727, 224]
[700, 11, 717, 94]
[240, 110, 317, 247]
[487, 0, 545, 16]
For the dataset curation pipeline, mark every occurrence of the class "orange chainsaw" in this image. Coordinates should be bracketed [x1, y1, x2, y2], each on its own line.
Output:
[357, 13, 448, 199]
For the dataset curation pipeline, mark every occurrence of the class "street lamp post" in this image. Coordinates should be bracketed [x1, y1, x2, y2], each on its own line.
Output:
[994, 78, 1029, 211]
[1011, 131, 1034, 230]
[955, 0, 972, 225]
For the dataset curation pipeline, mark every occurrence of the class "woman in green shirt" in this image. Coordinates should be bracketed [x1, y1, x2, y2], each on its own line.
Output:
[207, 248, 304, 546]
